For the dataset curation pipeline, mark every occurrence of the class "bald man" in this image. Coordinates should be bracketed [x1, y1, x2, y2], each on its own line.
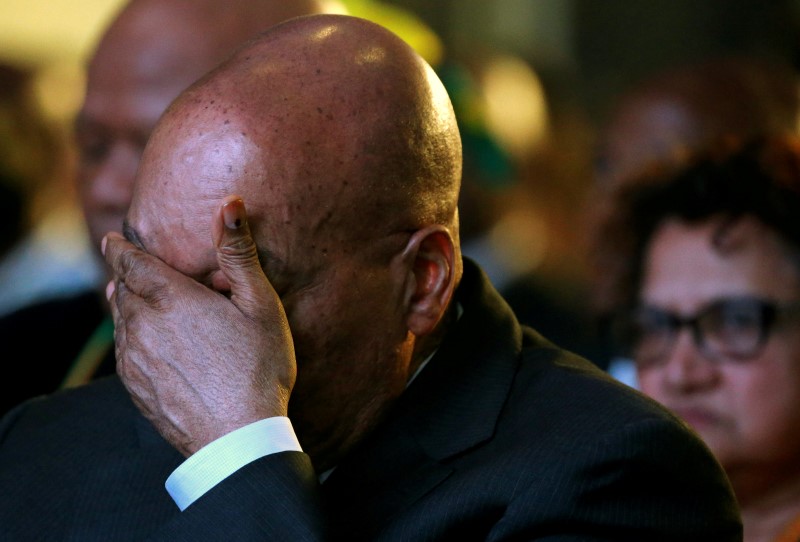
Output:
[0, 0, 339, 415]
[0, 15, 741, 541]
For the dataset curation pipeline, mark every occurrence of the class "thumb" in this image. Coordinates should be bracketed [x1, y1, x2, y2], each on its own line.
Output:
[214, 195, 276, 315]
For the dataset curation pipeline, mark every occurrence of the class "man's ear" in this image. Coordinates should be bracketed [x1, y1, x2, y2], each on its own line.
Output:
[397, 225, 457, 337]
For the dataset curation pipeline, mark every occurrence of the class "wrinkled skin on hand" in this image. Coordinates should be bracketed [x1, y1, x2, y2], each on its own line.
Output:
[103, 196, 296, 456]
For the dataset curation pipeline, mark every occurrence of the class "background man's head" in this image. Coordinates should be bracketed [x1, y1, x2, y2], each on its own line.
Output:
[75, 0, 341, 255]
[594, 55, 800, 188]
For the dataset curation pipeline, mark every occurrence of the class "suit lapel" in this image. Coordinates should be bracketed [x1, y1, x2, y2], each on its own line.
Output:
[322, 259, 522, 538]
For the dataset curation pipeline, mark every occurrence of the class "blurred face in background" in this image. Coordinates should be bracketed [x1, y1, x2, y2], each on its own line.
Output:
[74, 4, 215, 255]
[633, 215, 800, 486]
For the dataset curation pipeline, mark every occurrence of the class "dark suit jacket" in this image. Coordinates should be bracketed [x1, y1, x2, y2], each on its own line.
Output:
[0, 260, 742, 541]
[0, 290, 114, 415]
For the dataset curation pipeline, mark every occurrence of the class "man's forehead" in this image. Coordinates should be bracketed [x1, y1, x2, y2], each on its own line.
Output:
[123, 190, 221, 282]
[148, 105, 261, 183]
[124, 198, 284, 288]
[133, 112, 265, 232]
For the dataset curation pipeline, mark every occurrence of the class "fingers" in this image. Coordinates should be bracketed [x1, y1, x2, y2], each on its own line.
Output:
[102, 232, 173, 301]
[213, 195, 281, 317]
[102, 231, 175, 380]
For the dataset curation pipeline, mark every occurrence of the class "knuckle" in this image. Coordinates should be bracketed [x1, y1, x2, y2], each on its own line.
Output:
[219, 238, 260, 267]
[117, 247, 144, 277]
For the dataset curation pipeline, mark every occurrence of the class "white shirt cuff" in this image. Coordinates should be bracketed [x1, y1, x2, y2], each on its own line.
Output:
[165, 416, 302, 511]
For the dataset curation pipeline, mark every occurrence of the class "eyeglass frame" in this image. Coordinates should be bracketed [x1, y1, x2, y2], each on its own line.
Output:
[612, 296, 800, 368]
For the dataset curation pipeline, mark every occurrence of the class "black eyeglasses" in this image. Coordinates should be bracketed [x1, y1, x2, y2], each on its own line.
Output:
[615, 297, 800, 368]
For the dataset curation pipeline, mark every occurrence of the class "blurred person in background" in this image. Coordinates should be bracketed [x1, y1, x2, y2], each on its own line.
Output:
[0, 61, 98, 316]
[595, 55, 799, 188]
[441, 57, 611, 367]
[591, 54, 800, 382]
[589, 133, 800, 542]
[0, 0, 342, 415]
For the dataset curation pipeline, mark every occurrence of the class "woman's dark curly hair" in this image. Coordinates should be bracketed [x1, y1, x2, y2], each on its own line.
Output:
[588, 132, 800, 321]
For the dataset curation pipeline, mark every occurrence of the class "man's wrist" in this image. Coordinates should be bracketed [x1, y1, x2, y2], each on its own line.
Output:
[165, 416, 302, 511]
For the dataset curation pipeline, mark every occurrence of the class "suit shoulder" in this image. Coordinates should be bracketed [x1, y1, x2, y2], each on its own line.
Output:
[515, 335, 688, 431]
[0, 376, 136, 447]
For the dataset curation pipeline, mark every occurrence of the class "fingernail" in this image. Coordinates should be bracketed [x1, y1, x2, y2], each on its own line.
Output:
[101, 236, 107, 255]
[222, 198, 246, 230]
[106, 280, 115, 301]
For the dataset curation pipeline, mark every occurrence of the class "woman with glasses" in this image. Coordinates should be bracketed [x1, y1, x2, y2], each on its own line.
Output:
[589, 132, 800, 542]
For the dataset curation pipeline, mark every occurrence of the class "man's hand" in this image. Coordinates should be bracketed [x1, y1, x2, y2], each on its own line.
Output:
[103, 195, 296, 457]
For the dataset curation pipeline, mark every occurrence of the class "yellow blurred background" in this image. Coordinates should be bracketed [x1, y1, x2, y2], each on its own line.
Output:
[0, 0, 125, 121]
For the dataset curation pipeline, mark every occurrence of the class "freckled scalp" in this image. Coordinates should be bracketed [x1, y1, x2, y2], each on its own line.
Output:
[163, 14, 462, 252]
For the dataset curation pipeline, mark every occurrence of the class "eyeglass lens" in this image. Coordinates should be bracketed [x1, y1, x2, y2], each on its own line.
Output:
[623, 297, 778, 367]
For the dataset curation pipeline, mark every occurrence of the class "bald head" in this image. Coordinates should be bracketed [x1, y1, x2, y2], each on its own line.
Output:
[127, 15, 463, 466]
[76, 0, 342, 255]
[139, 13, 462, 263]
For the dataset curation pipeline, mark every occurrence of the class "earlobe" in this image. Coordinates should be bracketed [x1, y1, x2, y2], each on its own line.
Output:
[400, 226, 457, 336]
